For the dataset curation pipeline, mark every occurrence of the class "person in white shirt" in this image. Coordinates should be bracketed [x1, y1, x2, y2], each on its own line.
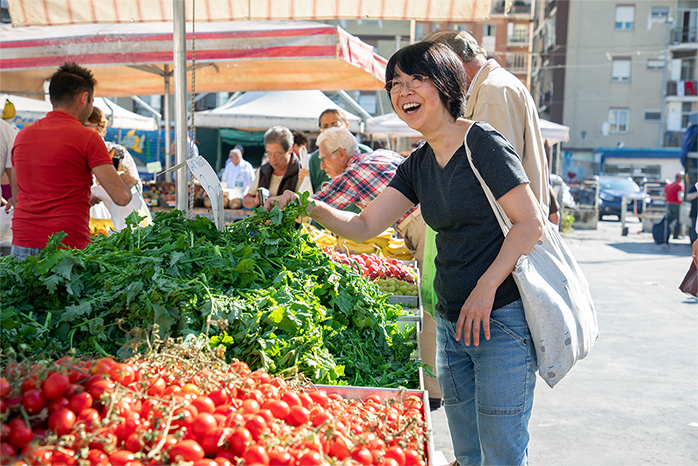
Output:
[221, 148, 256, 198]
[0, 119, 18, 212]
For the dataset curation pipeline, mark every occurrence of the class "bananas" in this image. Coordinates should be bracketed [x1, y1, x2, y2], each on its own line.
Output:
[303, 223, 414, 260]
[2, 99, 16, 120]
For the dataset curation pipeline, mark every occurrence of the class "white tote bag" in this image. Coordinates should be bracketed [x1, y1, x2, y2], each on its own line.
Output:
[465, 139, 599, 388]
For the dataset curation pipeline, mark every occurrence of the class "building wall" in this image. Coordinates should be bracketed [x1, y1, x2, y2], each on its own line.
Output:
[562, 0, 674, 149]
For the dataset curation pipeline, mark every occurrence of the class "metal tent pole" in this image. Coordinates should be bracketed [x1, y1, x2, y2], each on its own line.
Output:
[173, 0, 188, 211]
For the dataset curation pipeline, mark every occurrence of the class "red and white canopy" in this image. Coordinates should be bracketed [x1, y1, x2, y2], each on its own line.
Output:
[6, 0, 499, 26]
[0, 21, 387, 97]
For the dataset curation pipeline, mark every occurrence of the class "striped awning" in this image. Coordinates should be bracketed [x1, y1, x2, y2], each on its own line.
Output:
[0, 21, 388, 97]
[6, 0, 500, 26]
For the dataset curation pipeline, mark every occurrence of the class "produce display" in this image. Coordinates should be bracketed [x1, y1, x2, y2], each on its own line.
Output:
[0, 342, 429, 466]
[0, 199, 421, 389]
[304, 225, 413, 261]
[323, 250, 418, 297]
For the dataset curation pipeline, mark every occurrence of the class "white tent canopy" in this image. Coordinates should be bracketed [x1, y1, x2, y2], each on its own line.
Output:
[365, 112, 570, 144]
[194, 91, 362, 133]
[1, 94, 158, 131]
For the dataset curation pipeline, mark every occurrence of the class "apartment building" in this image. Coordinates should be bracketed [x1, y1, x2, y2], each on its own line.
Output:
[532, 0, 696, 182]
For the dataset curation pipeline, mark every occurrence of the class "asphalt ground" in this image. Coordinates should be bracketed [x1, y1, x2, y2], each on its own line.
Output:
[429, 217, 697, 466]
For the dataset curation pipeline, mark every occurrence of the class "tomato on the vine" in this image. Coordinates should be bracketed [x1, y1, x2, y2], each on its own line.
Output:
[48, 407, 76, 436]
[109, 363, 135, 386]
[168, 439, 205, 463]
[243, 445, 269, 466]
[21, 389, 46, 415]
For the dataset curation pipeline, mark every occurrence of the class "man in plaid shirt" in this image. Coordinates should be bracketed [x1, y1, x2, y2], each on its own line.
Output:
[312, 127, 426, 265]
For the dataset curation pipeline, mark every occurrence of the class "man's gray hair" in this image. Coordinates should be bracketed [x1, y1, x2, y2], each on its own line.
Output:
[422, 30, 487, 63]
[316, 127, 359, 157]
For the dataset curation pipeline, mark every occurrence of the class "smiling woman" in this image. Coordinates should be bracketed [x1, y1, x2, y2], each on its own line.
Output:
[262, 41, 546, 466]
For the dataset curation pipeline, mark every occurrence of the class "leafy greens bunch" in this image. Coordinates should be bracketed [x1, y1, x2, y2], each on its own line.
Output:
[0, 197, 420, 388]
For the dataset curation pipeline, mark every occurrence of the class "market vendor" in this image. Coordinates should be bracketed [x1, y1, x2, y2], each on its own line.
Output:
[10, 62, 132, 259]
[242, 126, 308, 209]
[311, 127, 426, 267]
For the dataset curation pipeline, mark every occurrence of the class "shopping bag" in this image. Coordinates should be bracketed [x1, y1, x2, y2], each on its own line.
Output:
[421, 225, 438, 317]
[679, 261, 698, 297]
[464, 136, 599, 388]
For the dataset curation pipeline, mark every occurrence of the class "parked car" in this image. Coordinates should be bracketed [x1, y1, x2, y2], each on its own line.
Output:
[595, 176, 650, 220]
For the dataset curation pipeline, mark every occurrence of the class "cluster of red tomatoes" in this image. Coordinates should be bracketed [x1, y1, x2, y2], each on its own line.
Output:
[323, 250, 416, 284]
[0, 354, 428, 465]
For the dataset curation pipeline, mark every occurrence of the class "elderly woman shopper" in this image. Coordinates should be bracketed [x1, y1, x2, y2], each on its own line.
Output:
[243, 126, 308, 209]
[265, 41, 544, 466]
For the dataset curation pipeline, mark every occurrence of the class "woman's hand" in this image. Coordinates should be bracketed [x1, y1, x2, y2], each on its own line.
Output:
[455, 281, 497, 346]
[298, 168, 309, 184]
[264, 190, 299, 213]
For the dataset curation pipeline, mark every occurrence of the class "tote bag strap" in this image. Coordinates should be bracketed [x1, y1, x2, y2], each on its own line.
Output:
[463, 127, 548, 237]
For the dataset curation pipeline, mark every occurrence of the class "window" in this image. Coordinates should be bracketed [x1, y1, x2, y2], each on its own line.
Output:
[650, 7, 670, 23]
[512, 24, 529, 43]
[608, 108, 629, 133]
[615, 5, 635, 30]
[647, 59, 665, 70]
[612, 58, 631, 82]
[483, 24, 496, 36]
[643, 110, 661, 121]
[512, 53, 526, 69]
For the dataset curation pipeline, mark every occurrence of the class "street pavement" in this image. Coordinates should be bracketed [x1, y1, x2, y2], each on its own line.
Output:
[429, 217, 697, 466]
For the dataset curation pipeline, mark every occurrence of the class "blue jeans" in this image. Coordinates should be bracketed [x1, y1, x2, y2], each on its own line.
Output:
[10, 244, 43, 261]
[435, 300, 537, 466]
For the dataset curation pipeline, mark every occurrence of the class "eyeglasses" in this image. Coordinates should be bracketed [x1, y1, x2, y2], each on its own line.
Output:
[264, 151, 289, 159]
[384, 74, 429, 95]
[320, 121, 344, 131]
[318, 147, 341, 163]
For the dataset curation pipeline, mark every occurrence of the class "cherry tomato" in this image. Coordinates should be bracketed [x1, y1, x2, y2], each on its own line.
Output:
[51, 449, 77, 466]
[192, 460, 218, 466]
[168, 439, 205, 463]
[88, 379, 114, 402]
[228, 426, 252, 454]
[191, 412, 218, 439]
[265, 399, 290, 420]
[109, 363, 135, 386]
[86, 449, 109, 466]
[68, 392, 93, 414]
[404, 448, 423, 466]
[267, 446, 293, 466]
[384, 458, 400, 466]
[243, 445, 269, 466]
[181, 382, 200, 396]
[21, 389, 46, 415]
[385, 445, 406, 465]
[8, 423, 33, 449]
[47, 396, 70, 413]
[296, 449, 322, 466]
[43, 373, 69, 400]
[287, 404, 309, 426]
[90, 358, 116, 376]
[249, 370, 272, 385]
[108, 450, 135, 466]
[207, 388, 231, 407]
[146, 377, 166, 397]
[307, 390, 329, 408]
[244, 414, 267, 441]
[48, 407, 76, 436]
[199, 427, 229, 457]
[229, 361, 250, 377]
[241, 398, 260, 415]
[351, 447, 374, 465]
[0, 377, 9, 398]
[0, 441, 16, 463]
[191, 395, 216, 414]
[281, 391, 301, 408]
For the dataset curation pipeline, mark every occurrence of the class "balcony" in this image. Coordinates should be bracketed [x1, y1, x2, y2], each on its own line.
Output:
[492, 0, 532, 16]
[670, 26, 697, 45]
[665, 80, 698, 97]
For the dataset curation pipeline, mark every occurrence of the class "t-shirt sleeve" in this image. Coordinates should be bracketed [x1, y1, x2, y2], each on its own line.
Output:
[388, 151, 420, 206]
[87, 133, 113, 169]
[469, 124, 529, 200]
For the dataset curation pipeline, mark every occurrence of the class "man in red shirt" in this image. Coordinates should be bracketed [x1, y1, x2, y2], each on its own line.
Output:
[664, 171, 685, 240]
[11, 62, 132, 259]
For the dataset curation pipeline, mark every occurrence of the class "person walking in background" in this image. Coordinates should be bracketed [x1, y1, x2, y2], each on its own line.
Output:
[664, 172, 685, 240]
[85, 106, 150, 234]
[10, 62, 132, 259]
[221, 148, 255, 198]
[686, 178, 698, 244]
[308, 108, 372, 198]
[243, 126, 305, 209]
[0, 119, 18, 212]
[265, 42, 544, 465]
[312, 127, 426, 265]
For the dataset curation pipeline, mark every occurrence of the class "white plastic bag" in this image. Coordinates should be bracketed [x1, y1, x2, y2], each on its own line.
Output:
[0, 207, 12, 245]
[297, 146, 313, 196]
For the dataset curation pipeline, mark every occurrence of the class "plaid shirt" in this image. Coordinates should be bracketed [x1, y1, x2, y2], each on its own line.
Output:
[312, 149, 417, 225]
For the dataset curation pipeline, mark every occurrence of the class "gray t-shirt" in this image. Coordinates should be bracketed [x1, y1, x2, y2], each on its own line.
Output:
[389, 122, 529, 321]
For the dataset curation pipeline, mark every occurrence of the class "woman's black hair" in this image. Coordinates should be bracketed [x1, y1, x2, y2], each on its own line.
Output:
[385, 42, 466, 121]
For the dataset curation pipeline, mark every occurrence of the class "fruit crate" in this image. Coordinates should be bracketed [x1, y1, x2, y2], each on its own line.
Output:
[314, 383, 435, 465]
[389, 264, 423, 331]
